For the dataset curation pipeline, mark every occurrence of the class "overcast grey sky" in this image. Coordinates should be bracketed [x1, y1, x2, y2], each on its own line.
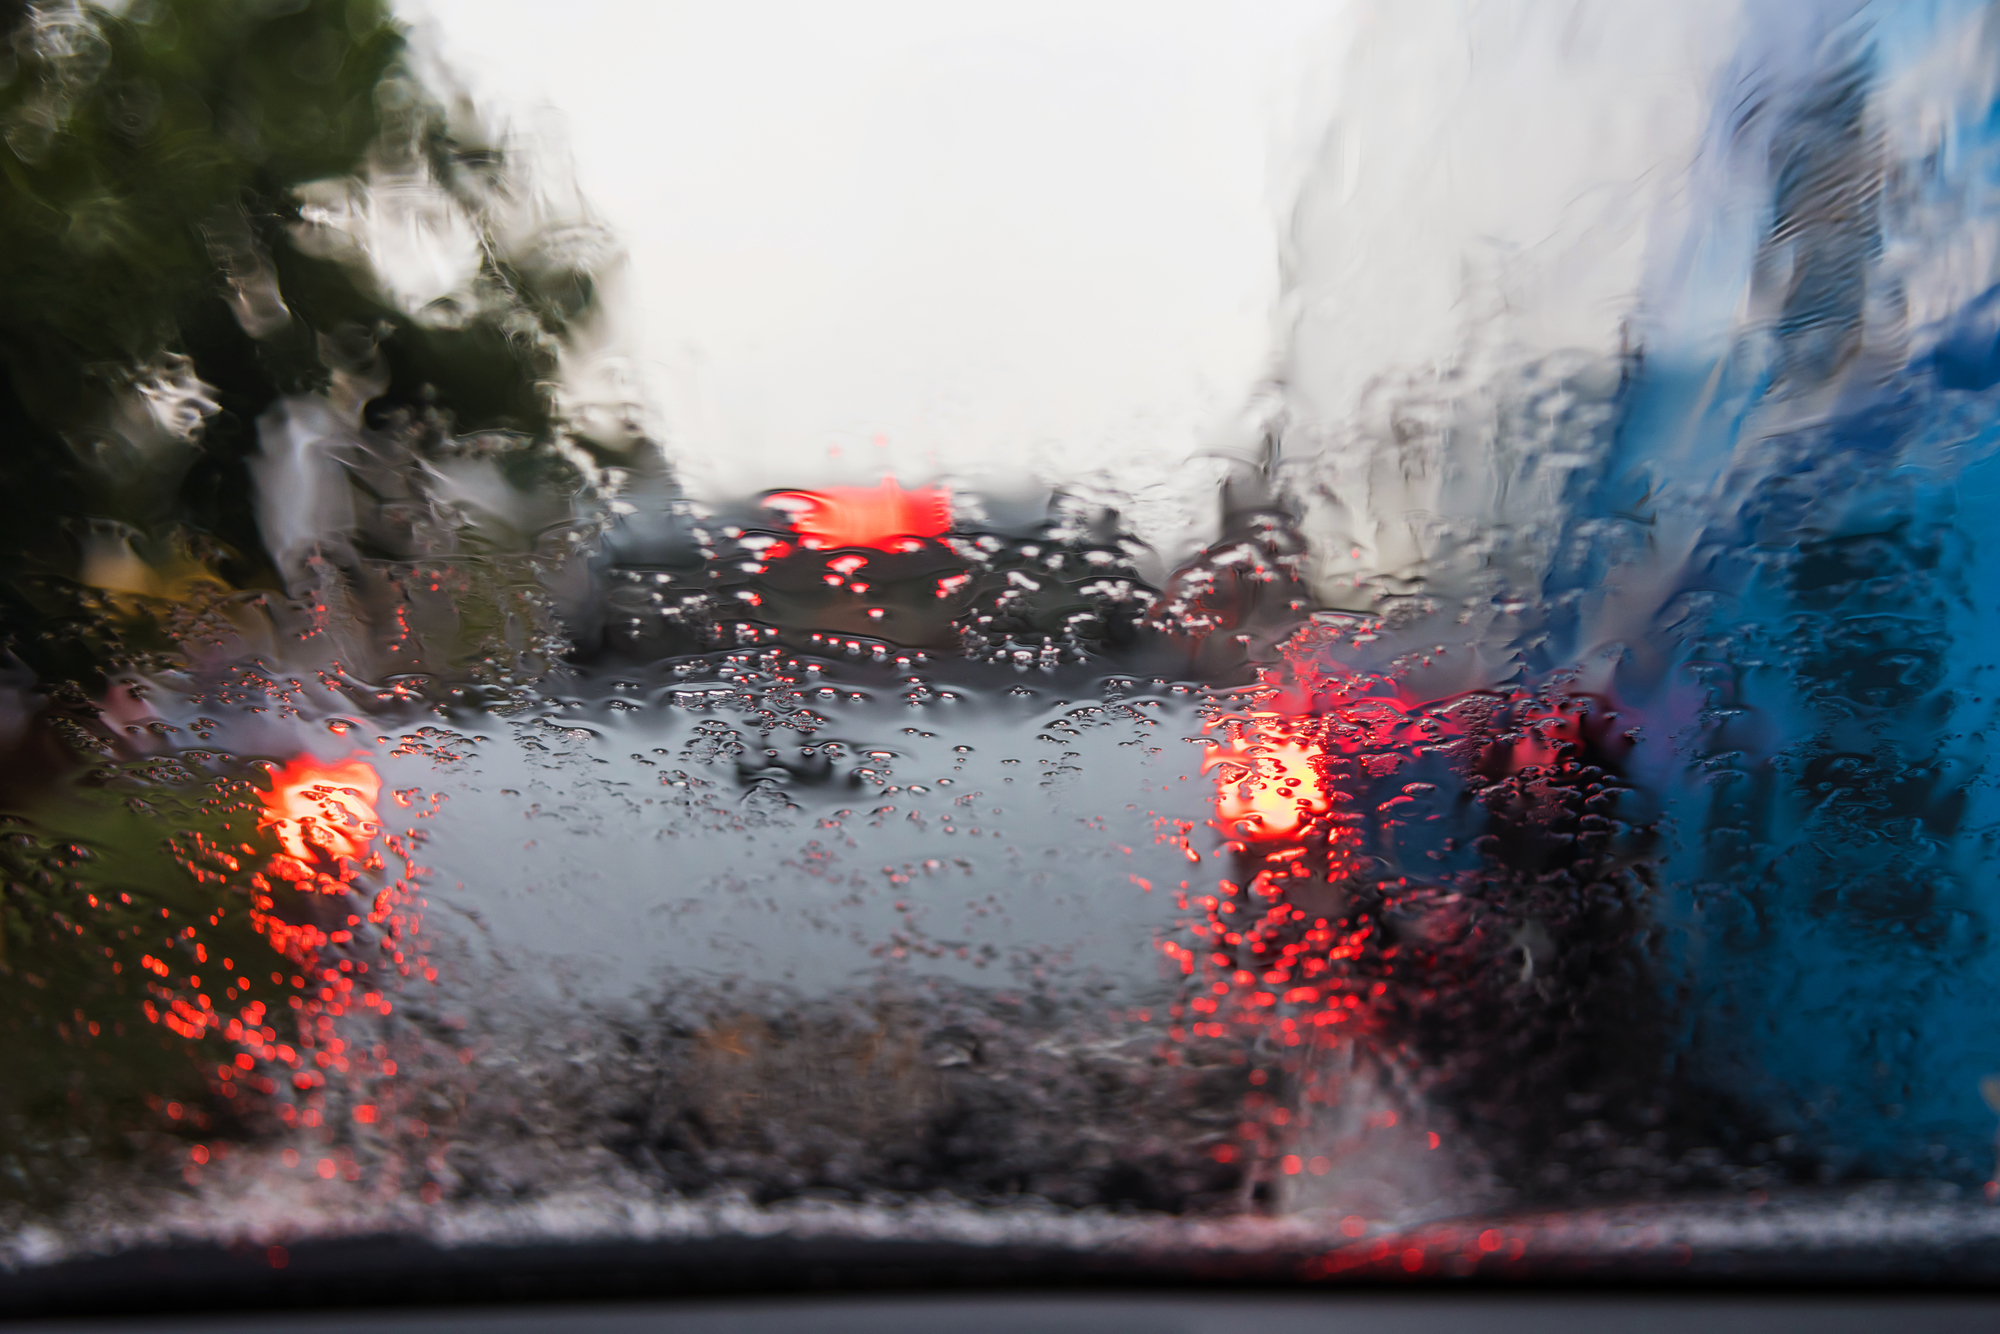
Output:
[402, 0, 1345, 513]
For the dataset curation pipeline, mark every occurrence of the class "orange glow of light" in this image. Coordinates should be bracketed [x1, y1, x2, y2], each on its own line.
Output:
[257, 756, 382, 867]
[1164, 655, 1639, 1176]
[763, 478, 951, 551]
[1203, 717, 1329, 840]
[107, 757, 450, 1172]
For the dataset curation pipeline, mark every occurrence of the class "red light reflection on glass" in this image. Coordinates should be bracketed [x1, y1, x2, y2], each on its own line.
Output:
[243, 754, 394, 978]
[1203, 713, 1330, 840]
[1171, 689, 1408, 1171]
[1170, 622, 1641, 1179]
[257, 755, 382, 871]
[763, 478, 950, 551]
[111, 748, 446, 1193]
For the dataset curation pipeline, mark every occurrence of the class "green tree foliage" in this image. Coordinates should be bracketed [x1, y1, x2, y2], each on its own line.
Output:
[0, 0, 603, 614]
[0, 0, 613, 1208]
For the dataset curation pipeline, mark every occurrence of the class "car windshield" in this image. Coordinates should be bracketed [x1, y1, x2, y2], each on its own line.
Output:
[4, 0, 2000, 1318]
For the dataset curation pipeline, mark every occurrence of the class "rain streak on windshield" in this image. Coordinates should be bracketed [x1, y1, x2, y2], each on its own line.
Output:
[3, 0, 2000, 1293]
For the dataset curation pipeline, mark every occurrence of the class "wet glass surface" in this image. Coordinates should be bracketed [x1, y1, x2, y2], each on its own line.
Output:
[5, 0, 2000, 1304]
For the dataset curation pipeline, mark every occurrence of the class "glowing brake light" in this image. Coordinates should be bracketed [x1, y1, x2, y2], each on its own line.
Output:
[763, 478, 950, 551]
[257, 756, 382, 865]
[1203, 718, 1329, 839]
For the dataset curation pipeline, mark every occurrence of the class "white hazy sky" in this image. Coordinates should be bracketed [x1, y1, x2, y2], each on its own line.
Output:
[400, 0, 1346, 505]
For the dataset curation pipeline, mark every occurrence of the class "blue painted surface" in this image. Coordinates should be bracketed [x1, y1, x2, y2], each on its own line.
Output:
[1560, 1, 2000, 1179]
